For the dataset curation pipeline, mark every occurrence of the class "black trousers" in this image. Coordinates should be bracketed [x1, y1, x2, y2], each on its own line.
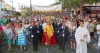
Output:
[90, 32, 94, 38]
[59, 37, 67, 50]
[33, 35, 38, 51]
[39, 32, 43, 43]
[55, 32, 59, 43]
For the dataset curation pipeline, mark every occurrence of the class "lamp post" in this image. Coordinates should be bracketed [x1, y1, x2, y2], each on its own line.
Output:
[10, 0, 13, 17]
[30, 0, 32, 18]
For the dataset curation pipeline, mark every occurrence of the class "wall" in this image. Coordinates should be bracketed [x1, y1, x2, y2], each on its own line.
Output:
[0, 1, 4, 18]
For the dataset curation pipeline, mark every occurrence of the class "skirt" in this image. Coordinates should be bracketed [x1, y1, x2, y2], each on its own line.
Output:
[90, 32, 94, 38]
[42, 32, 56, 45]
[6, 38, 11, 44]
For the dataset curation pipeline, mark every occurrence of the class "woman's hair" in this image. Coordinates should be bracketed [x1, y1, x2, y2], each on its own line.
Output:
[25, 20, 29, 24]
[7, 19, 11, 23]
[18, 23, 22, 27]
[90, 20, 93, 23]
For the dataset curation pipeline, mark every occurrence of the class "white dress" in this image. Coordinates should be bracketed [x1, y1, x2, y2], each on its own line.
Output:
[75, 26, 90, 53]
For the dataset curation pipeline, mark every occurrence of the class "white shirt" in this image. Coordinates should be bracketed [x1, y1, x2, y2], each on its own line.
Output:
[84, 21, 89, 28]
[66, 21, 71, 27]
[96, 24, 100, 34]
[24, 24, 30, 28]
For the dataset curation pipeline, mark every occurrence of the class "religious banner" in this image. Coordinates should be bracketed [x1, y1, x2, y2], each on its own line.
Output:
[17, 33, 26, 45]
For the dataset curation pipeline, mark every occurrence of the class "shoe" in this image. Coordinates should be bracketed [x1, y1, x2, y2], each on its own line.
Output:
[18, 50, 22, 53]
[24, 48, 26, 50]
[7, 48, 11, 51]
[28, 43, 30, 44]
[62, 50, 65, 51]
[59, 47, 61, 49]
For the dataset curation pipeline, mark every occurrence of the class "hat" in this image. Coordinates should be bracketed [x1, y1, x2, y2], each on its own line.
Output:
[45, 16, 52, 22]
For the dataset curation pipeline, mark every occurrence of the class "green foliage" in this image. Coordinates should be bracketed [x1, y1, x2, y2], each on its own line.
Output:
[73, 14, 76, 18]
[1, 8, 7, 11]
[14, 12, 21, 16]
[25, 7, 31, 16]
[54, 0, 100, 10]
[20, 5, 31, 16]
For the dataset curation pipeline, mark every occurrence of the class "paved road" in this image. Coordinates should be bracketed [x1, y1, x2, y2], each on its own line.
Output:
[0, 38, 98, 53]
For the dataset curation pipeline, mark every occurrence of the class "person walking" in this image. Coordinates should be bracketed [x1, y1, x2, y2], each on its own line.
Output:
[75, 20, 90, 53]
[59, 21, 69, 51]
[4, 24, 13, 51]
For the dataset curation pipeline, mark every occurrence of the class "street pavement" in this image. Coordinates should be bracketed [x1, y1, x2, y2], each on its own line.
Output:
[0, 35, 99, 53]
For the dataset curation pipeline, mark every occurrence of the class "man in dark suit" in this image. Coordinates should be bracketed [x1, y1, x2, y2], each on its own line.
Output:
[53, 19, 61, 43]
[58, 21, 69, 51]
[30, 21, 38, 52]
[37, 20, 43, 43]
[31, 20, 43, 52]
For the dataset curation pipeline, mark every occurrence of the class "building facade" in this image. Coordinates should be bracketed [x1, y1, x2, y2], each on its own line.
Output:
[0, 0, 4, 18]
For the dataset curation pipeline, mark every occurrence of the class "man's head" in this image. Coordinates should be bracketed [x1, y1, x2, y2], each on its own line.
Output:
[62, 21, 66, 26]
[36, 21, 40, 26]
[84, 17, 88, 22]
[80, 20, 84, 27]
[31, 21, 35, 25]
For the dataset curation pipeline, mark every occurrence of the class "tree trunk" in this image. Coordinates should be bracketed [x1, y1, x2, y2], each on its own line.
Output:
[80, 0, 83, 19]
[80, 6, 83, 19]
[68, 8, 71, 18]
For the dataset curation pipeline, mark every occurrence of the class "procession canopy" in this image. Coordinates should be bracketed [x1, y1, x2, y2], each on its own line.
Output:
[32, 4, 62, 12]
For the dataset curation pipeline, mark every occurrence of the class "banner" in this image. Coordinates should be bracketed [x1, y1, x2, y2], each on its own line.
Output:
[32, 4, 62, 12]
[17, 33, 26, 45]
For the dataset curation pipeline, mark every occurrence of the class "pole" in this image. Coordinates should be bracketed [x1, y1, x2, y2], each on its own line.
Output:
[10, 0, 13, 17]
[1, 1, 2, 18]
[30, 0, 32, 18]
[12, 0, 13, 17]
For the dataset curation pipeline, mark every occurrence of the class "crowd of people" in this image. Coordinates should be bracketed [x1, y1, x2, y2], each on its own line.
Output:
[0, 15, 100, 53]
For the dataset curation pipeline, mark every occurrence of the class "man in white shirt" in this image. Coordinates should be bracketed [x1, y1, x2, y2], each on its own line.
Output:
[75, 20, 90, 53]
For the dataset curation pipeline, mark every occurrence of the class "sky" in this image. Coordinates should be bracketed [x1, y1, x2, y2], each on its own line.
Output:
[5, 0, 56, 11]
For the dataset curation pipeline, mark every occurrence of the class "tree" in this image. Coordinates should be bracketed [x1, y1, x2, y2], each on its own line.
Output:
[1, 8, 7, 15]
[54, 0, 100, 18]
[14, 12, 21, 16]
[20, 5, 31, 16]
[1, 8, 7, 12]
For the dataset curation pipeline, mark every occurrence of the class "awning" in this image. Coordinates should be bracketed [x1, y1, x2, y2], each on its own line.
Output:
[32, 4, 62, 12]
[83, 3, 100, 6]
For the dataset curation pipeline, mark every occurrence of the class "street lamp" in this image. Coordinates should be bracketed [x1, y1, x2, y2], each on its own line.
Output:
[30, 0, 32, 18]
[10, 0, 13, 16]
